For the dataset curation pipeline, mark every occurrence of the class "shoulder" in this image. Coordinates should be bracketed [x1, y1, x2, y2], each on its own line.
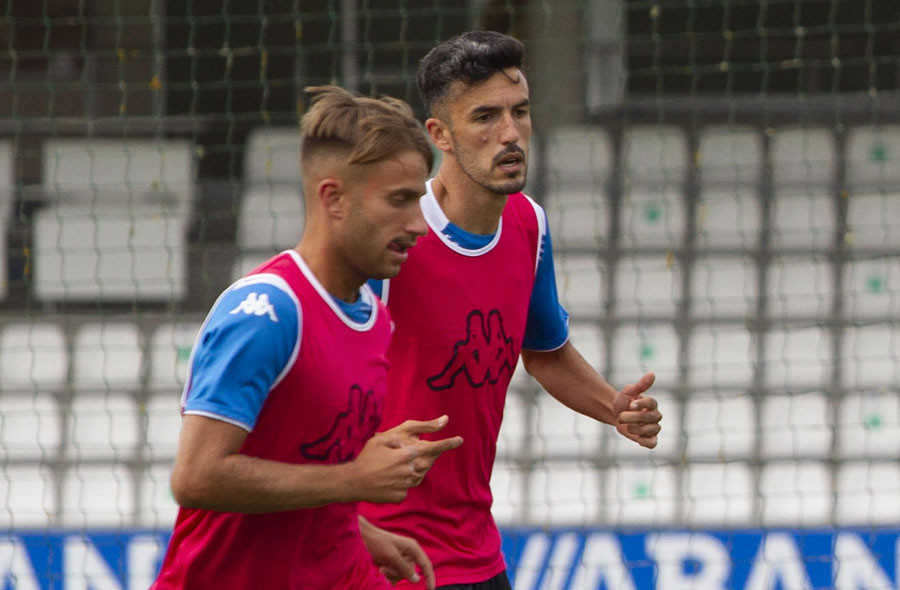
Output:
[205, 273, 302, 337]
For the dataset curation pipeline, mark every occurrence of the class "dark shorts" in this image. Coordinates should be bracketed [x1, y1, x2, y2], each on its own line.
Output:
[438, 571, 512, 590]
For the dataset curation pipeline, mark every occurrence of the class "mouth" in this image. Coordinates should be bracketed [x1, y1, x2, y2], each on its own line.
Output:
[495, 150, 525, 173]
[388, 239, 416, 260]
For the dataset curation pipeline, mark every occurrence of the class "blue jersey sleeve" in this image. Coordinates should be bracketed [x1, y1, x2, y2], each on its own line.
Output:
[182, 276, 301, 431]
[522, 210, 570, 351]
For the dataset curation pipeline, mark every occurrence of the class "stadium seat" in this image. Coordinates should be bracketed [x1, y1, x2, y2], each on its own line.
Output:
[0, 321, 68, 392]
[759, 460, 832, 526]
[695, 186, 762, 250]
[610, 323, 680, 386]
[845, 191, 900, 250]
[496, 391, 527, 459]
[696, 125, 763, 186]
[835, 461, 900, 525]
[770, 126, 837, 187]
[603, 464, 678, 526]
[534, 394, 602, 457]
[67, 392, 140, 460]
[690, 255, 757, 319]
[683, 393, 755, 460]
[767, 256, 834, 319]
[530, 461, 600, 525]
[138, 464, 179, 529]
[614, 254, 681, 319]
[841, 325, 900, 390]
[0, 464, 55, 528]
[235, 184, 304, 251]
[568, 323, 604, 372]
[619, 185, 686, 250]
[838, 391, 900, 459]
[845, 125, 900, 189]
[687, 326, 755, 388]
[760, 392, 832, 459]
[554, 253, 604, 318]
[683, 462, 754, 526]
[244, 126, 302, 185]
[770, 187, 837, 250]
[543, 126, 614, 187]
[148, 322, 201, 392]
[622, 125, 689, 186]
[71, 321, 143, 391]
[0, 392, 61, 460]
[60, 463, 135, 527]
[543, 187, 610, 249]
[489, 460, 524, 526]
[35, 139, 194, 302]
[763, 326, 832, 389]
[843, 257, 900, 320]
[0, 141, 13, 301]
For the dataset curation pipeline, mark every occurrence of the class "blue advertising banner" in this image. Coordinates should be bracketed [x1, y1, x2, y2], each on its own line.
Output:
[0, 528, 898, 589]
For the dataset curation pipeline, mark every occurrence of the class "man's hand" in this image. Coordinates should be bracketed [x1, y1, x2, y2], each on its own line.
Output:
[350, 415, 463, 503]
[359, 516, 435, 589]
[612, 372, 661, 448]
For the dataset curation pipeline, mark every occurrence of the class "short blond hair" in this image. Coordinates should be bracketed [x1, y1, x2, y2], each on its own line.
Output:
[300, 85, 433, 171]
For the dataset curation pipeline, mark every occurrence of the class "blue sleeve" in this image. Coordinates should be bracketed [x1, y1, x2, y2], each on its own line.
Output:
[522, 214, 570, 351]
[183, 278, 300, 430]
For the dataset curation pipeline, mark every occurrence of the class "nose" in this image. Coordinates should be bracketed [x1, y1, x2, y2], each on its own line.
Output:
[499, 111, 520, 145]
[407, 202, 428, 237]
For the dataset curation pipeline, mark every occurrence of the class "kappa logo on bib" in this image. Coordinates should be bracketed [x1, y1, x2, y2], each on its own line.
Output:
[427, 309, 516, 391]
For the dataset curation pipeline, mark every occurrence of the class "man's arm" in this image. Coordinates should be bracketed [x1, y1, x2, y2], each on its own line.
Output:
[170, 414, 463, 513]
[521, 341, 661, 448]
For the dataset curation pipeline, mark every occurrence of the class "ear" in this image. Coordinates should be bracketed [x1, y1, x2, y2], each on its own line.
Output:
[316, 177, 347, 220]
[426, 117, 452, 154]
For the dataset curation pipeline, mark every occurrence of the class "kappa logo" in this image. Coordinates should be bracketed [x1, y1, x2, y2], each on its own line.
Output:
[229, 291, 279, 322]
[300, 385, 382, 463]
[427, 309, 516, 391]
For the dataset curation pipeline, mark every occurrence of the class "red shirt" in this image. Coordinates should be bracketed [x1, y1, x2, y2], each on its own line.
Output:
[153, 251, 392, 590]
[360, 187, 543, 587]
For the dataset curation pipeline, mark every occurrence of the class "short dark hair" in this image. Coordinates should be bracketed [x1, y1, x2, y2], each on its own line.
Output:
[300, 85, 433, 171]
[417, 31, 525, 117]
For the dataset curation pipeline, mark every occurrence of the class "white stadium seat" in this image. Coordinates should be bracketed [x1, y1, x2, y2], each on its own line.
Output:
[619, 185, 686, 250]
[244, 126, 302, 185]
[838, 391, 900, 459]
[687, 326, 755, 388]
[490, 460, 524, 526]
[544, 187, 610, 249]
[235, 184, 305, 251]
[139, 464, 179, 529]
[604, 465, 678, 526]
[554, 253, 604, 318]
[690, 255, 757, 319]
[770, 126, 837, 187]
[695, 186, 761, 250]
[610, 323, 680, 386]
[149, 322, 201, 392]
[622, 125, 689, 186]
[615, 254, 681, 318]
[845, 191, 900, 250]
[534, 394, 602, 457]
[841, 325, 900, 390]
[763, 326, 832, 389]
[72, 321, 143, 391]
[683, 462, 754, 526]
[845, 125, 900, 189]
[770, 188, 836, 250]
[544, 126, 614, 186]
[835, 461, 900, 525]
[697, 125, 763, 186]
[760, 392, 832, 459]
[767, 256, 834, 319]
[60, 463, 135, 527]
[0, 464, 56, 528]
[0, 392, 61, 460]
[683, 393, 755, 460]
[35, 139, 194, 302]
[843, 257, 900, 320]
[530, 461, 601, 525]
[0, 322, 68, 392]
[67, 393, 140, 460]
[759, 461, 832, 526]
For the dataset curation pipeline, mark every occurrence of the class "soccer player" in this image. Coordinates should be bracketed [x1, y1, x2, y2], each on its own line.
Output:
[151, 86, 464, 590]
[359, 32, 663, 589]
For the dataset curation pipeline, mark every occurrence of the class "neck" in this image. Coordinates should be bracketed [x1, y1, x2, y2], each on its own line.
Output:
[431, 164, 508, 235]
[294, 239, 360, 303]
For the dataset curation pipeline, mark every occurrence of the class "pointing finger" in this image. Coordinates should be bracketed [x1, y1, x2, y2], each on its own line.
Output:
[388, 415, 450, 436]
